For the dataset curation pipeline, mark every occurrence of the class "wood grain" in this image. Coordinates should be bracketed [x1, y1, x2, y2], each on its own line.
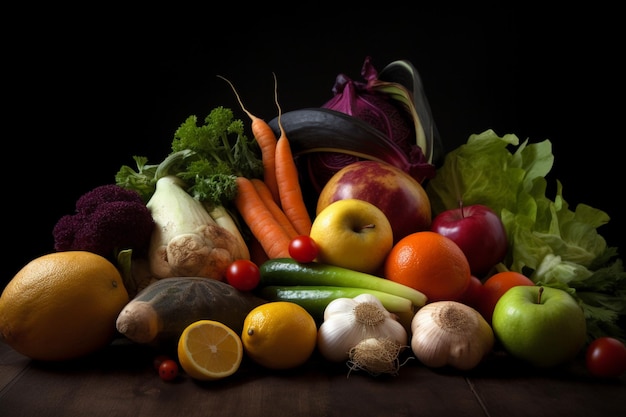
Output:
[1, 339, 624, 417]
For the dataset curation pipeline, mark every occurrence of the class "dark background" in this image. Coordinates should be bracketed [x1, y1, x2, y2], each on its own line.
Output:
[3, 6, 623, 288]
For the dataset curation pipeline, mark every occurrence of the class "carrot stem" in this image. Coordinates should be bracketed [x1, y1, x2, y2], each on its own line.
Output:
[218, 75, 281, 206]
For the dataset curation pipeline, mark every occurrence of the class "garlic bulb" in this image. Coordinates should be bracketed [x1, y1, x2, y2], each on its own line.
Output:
[317, 293, 408, 362]
[410, 301, 494, 370]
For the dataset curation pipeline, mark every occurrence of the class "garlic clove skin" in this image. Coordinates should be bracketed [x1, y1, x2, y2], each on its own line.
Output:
[323, 297, 360, 320]
[317, 294, 408, 362]
[317, 313, 366, 362]
[410, 301, 494, 370]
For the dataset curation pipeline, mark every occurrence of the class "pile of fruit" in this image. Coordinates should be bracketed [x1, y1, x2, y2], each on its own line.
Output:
[1, 58, 626, 382]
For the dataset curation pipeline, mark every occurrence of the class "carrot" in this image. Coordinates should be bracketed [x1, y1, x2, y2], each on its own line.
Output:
[251, 178, 299, 240]
[272, 73, 312, 236]
[234, 176, 291, 259]
[217, 75, 281, 206]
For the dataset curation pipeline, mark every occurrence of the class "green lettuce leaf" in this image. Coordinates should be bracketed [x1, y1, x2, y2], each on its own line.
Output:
[426, 129, 625, 342]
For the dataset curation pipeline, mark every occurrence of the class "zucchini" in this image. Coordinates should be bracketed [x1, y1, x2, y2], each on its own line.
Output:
[259, 258, 427, 308]
[115, 277, 267, 349]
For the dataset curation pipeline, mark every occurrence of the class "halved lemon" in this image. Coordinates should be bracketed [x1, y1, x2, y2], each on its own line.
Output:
[177, 319, 243, 381]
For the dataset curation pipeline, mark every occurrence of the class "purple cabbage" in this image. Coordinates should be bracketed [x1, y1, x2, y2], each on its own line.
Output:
[305, 57, 435, 193]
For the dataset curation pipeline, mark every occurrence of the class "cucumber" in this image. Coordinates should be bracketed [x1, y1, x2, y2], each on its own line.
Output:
[115, 277, 267, 350]
[258, 285, 415, 322]
[259, 258, 428, 308]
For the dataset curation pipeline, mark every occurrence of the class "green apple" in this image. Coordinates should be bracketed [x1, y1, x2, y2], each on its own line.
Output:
[492, 285, 586, 368]
[309, 198, 393, 274]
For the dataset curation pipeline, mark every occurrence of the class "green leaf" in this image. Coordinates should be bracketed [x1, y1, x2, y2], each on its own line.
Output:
[117, 106, 263, 207]
[426, 129, 626, 342]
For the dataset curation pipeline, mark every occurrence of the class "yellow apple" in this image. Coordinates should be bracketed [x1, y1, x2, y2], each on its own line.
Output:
[309, 199, 393, 274]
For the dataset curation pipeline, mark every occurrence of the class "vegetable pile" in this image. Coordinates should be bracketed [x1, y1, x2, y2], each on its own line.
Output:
[23, 57, 624, 379]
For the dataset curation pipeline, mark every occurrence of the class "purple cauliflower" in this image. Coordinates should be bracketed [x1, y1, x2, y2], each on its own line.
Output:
[53, 184, 155, 260]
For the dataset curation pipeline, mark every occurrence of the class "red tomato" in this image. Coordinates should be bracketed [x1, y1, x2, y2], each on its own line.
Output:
[159, 359, 179, 381]
[586, 337, 626, 378]
[458, 276, 484, 310]
[289, 235, 319, 263]
[226, 259, 261, 291]
[475, 271, 534, 323]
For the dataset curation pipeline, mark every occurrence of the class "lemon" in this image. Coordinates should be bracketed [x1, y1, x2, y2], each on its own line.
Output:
[241, 301, 317, 370]
[0, 251, 129, 361]
[177, 319, 243, 380]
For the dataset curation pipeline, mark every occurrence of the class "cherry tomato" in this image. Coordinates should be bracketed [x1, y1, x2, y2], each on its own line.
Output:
[226, 259, 261, 291]
[585, 337, 626, 378]
[289, 235, 319, 263]
[158, 359, 179, 381]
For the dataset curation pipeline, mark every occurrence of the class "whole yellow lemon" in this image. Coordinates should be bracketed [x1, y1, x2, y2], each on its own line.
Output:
[241, 301, 317, 370]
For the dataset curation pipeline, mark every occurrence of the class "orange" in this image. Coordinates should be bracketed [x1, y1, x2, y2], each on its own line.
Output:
[475, 271, 535, 324]
[241, 301, 317, 370]
[177, 319, 243, 380]
[384, 231, 471, 302]
[0, 251, 129, 361]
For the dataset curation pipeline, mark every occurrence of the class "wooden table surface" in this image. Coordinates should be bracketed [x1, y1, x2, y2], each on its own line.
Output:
[1, 337, 624, 417]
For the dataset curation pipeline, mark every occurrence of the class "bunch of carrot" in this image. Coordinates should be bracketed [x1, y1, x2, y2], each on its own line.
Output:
[219, 75, 312, 263]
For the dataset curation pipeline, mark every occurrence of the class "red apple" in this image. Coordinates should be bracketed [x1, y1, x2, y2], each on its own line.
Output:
[430, 204, 507, 277]
[316, 161, 431, 243]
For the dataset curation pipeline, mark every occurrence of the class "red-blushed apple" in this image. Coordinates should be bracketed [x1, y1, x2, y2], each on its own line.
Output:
[492, 285, 587, 368]
[430, 204, 507, 277]
[316, 160, 431, 243]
